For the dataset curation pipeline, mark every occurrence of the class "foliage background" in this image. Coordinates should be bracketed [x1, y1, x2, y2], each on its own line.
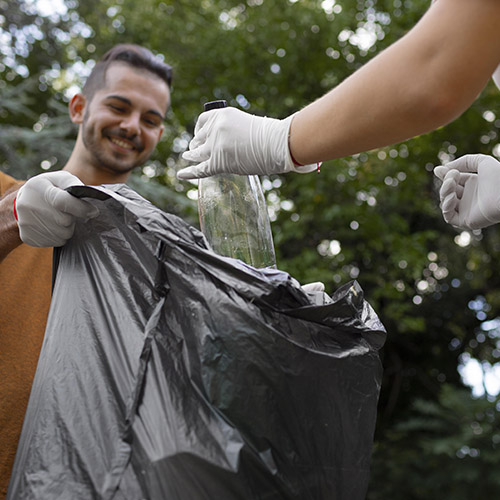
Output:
[2, 0, 500, 497]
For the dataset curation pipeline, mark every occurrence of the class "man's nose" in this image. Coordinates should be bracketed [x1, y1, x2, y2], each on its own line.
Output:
[119, 112, 141, 136]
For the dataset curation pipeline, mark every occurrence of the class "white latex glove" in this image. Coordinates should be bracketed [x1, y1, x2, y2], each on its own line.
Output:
[177, 107, 318, 179]
[301, 281, 333, 306]
[15, 171, 99, 247]
[434, 154, 500, 230]
[301, 282, 326, 294]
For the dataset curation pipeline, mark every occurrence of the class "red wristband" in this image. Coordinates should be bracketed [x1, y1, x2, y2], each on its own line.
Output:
[290, 149, 321, 173]
[289, 148, 304, 167]
[13, 195, 18, 221]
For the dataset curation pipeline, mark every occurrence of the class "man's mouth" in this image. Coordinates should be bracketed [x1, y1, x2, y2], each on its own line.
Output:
[108, 136, 135, 150]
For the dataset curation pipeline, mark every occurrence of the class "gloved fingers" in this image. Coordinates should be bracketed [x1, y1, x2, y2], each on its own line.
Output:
[177, 160, 212, 180]
[46, 223, 76, 246]
[46, 187, 99, 219]
[455, 172, 475, 189]
[46, 171, 84, 189]
[184, 106, 293, 177]
[439, 169, 460, 199]
[444, 172, 476, 201]
[52, 210, 75, 228]
[182, 141, 211, 164]
[301, 281, 332, 305]
[187, 107, 245, 153]
[435, 156, 500, 230]
[434, 165, 474, 182]
[434, 155, 490, 180]
[15, 171, 99, 248]
[433, 165, 449, 181]
[301, 282, 325, 293]
[188, 111, 216, 150]
[18, 221, 75, 248]
[440, 191, 459, 224]
[193, 110, 216, 135]
[440, 154, 489, 174]
[439, 170, 461, 224]
[187, 128, 207, 152]
[455, 182, 464, 199]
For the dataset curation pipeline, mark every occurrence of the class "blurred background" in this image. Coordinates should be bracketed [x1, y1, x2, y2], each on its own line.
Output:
[2, 0, 500, 497]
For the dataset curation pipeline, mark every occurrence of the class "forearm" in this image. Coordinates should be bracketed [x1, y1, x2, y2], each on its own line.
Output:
[290, 0, 500, 164]
[0, 189, 22, 262]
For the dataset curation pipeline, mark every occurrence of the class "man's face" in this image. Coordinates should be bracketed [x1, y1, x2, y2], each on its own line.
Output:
[80, 63, 170, 176]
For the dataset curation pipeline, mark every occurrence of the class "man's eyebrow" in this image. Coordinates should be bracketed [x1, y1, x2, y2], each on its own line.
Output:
[105, 95, 165, 121]
[105, 95, 132, 106]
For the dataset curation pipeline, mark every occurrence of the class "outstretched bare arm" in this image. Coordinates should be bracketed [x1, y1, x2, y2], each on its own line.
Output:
[290, 0, 500, 164]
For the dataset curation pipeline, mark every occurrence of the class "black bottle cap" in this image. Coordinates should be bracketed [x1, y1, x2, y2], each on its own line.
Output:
[204, 100, 227, 111]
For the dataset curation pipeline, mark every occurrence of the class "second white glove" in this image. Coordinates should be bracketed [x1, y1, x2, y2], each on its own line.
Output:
[434, 154, 500, 230]
[178, 107, 318, 179]
[15, 171, 99, 247]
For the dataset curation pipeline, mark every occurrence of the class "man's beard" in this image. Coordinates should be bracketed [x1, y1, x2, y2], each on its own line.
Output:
[81, 115, 150, 175]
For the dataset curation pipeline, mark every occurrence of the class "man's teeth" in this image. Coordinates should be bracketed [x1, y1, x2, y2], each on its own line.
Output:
[110, 137, 133, 149]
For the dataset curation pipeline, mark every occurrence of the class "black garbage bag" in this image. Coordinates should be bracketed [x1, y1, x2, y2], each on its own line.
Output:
[8, 184, 386, 500]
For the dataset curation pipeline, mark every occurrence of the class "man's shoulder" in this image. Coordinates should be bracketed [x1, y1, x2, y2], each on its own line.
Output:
[0, 170, 23, 197]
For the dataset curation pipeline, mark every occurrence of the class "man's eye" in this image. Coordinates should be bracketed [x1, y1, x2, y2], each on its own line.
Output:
[109, 105, 125, 112]
[144, 118, 160, 127]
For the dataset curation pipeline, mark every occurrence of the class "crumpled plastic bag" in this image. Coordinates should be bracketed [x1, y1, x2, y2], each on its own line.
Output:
[8, 184, 386, 500]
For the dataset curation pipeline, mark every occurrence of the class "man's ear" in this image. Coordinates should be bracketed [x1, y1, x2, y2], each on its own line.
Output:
[69, 93, 87, 124]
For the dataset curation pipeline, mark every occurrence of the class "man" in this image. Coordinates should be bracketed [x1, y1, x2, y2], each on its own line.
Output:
[0, 43, 172, 497]
[177, 0, 500, 179]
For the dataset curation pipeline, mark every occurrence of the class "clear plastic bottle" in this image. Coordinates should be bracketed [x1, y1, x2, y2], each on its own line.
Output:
[198, 100, 277, 269]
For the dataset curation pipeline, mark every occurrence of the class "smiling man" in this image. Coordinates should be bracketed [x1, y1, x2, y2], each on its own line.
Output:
[0, 44, 172, 498]
[68, 54, 170, 184]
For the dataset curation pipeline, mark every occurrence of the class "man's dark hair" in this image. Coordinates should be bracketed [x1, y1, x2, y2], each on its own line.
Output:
[82, 44, 173, 101]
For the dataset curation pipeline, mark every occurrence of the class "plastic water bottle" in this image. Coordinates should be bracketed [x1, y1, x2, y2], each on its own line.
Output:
[198, 100, 277, 268]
